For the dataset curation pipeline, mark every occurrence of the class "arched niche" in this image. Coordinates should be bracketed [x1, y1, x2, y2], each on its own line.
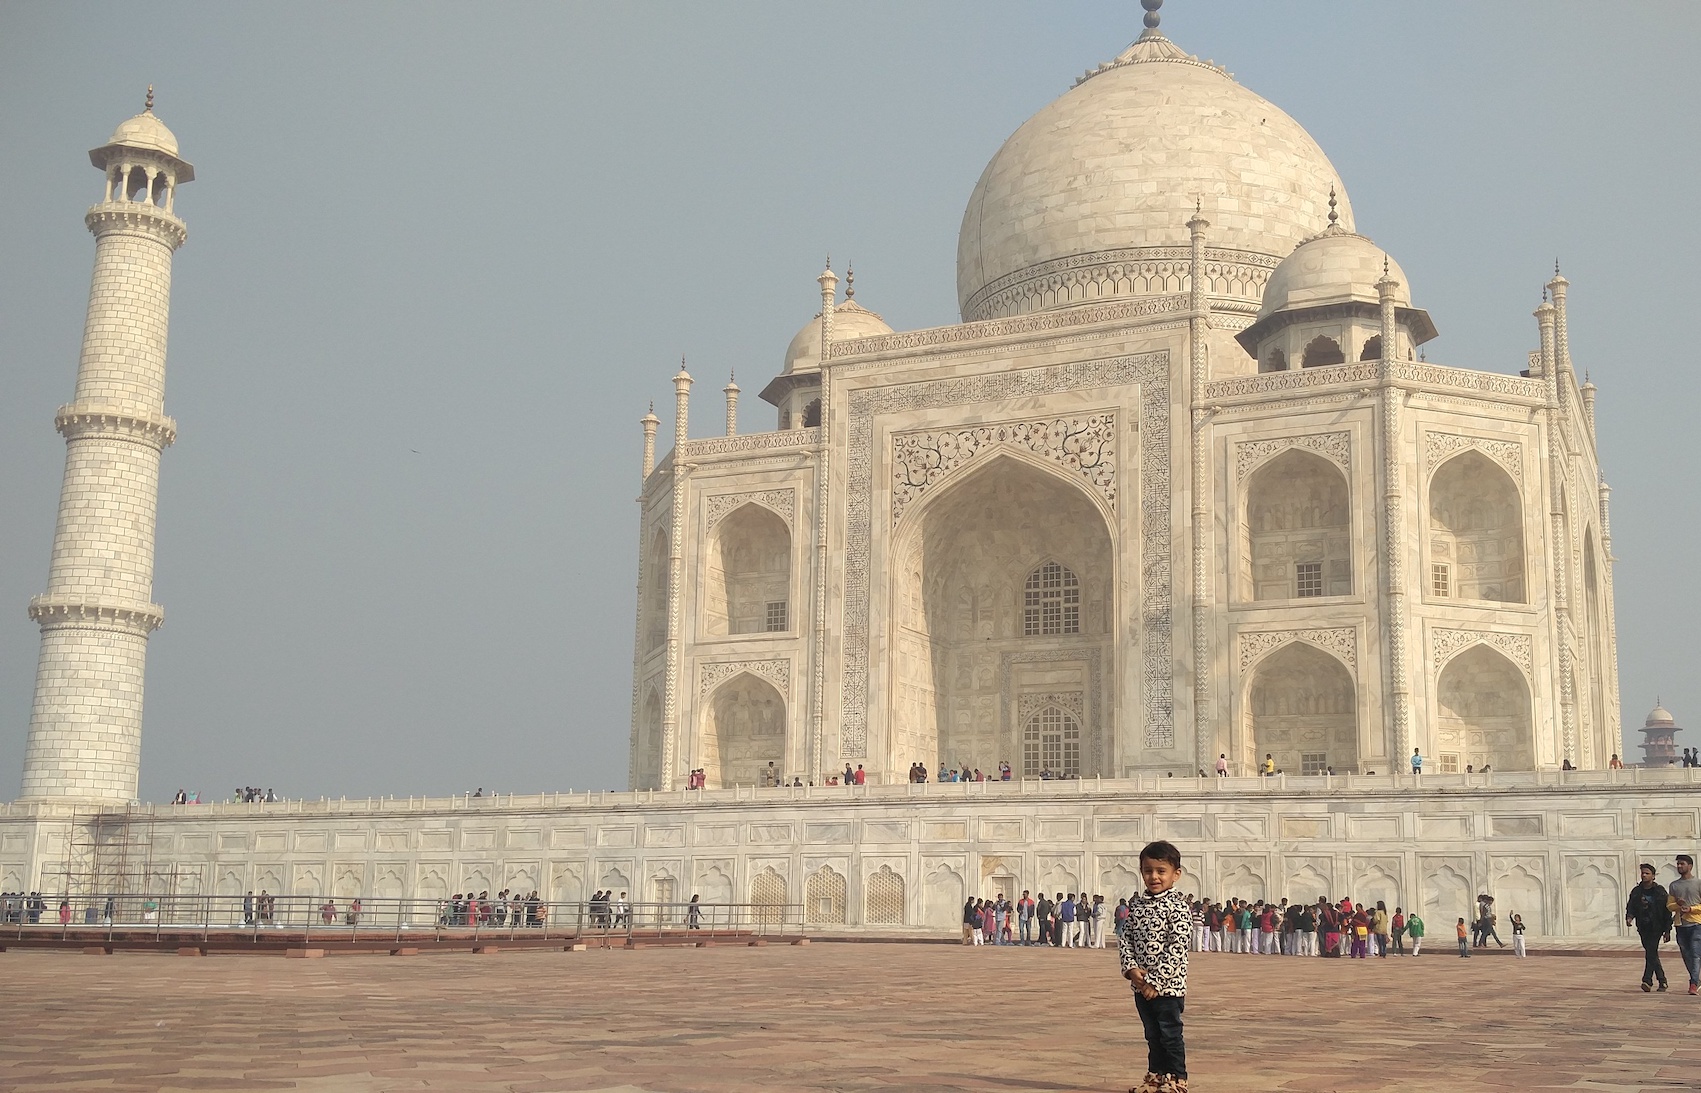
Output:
[1243, 449, 1351, 601]
[1582, 535, 1608, 767]
[1245, 642, 1358, 775]
[1021, 701, 1083, 777]
[1359, 334, 1382, 361]
[704, 503, 791, 635]
[700, 672, 785, 787]
[1429, 451, 1526, 603]
[644, 527, 668, 651]
[1435, 644, 1533, 771]
[1302, 335, 1345, 367]
[892, 454, 1113, 777]
[636, 688, 662, 788]
[1259, 348, 1287, 374]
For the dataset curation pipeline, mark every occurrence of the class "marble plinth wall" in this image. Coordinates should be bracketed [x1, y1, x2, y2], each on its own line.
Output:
[4, 773, 1697, 941]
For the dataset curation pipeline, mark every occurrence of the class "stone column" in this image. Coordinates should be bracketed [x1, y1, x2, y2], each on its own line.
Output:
[23, 102, 193, 803]
[1186, 210, 1211, 777]
[1376, 270, 1410, 765]
[640, 403, 659, 479]
[629, 403, 662, 789]
[810, 263, 837, 780]
[723, 375, 740, 437]
[659, 366, 692, 791]
[1536, 298, 1575, 765]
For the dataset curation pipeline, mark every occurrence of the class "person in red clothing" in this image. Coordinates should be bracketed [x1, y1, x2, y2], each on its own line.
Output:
[1258, 904, 1277, 955]
[1390, 907, 1407, 954]
[853, 764, 866, 785]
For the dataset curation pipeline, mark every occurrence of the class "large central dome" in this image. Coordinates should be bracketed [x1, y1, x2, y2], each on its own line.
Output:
[956, 32, 1352, 322]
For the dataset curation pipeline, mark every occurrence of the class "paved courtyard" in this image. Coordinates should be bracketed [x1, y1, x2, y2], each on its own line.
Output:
[0, 942, 1696, 1092]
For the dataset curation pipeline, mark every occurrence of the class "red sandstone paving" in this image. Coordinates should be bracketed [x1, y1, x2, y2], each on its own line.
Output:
[0, 944, 1696, 1092]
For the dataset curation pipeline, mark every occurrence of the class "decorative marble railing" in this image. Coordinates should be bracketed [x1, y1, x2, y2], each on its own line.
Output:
[678, 428, 820, 460]
[2, 765, 1692, 818]
[1204, 360, 1548, 403]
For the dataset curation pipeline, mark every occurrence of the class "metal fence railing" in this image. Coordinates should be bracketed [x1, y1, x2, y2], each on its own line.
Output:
[0, 896, 807, 946]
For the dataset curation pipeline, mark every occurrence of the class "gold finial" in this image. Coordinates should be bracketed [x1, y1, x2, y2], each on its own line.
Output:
[648, 400, 654, 413]
[845, 264, 855, 299]
[1327, 186, 1339, 227]
[1555, 258, 1561, 277]
[145, 85, 155, 112]
[824, 254, 831, 271]
[1382, 254, 1389, 276]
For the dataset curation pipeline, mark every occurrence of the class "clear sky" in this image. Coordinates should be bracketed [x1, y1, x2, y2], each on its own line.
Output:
[2, 1, 1697, 801]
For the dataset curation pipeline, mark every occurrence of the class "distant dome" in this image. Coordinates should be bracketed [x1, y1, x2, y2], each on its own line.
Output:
[107, 110, 180, 157]
[1259, 225, 1411, 318]
[1646, 705, 1677, 727]
[782, 298, 893, 375]
[957, 32, 1351, 322]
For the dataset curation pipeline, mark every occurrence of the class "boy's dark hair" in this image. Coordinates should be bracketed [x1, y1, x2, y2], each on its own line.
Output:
[1641, 862, 1658, 874]
[1679, 854, 1694, 866]
[1139, 839, 1183, 870]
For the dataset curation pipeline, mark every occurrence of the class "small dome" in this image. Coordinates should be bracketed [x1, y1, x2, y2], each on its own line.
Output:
[957, 32, 1351, 321]
[1646, 705, 1677, 727]
[107, 110, 180, 157]
[1259, 226, 1411, 318]
[782, 299, 893, 375]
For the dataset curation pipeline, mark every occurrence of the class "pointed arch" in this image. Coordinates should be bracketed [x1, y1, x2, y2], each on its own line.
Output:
[644, 526, 668, 651]
[1429, 450, 1526, 603]
[1243, 449, 1351, 601]
[1302, 334, 1344, 367]
[704, 503, 791, 636]
[889, 453, 1113, 778]
[1244, 641, 1358, 775]
[1436, 644, 1533, 771]
[700, 671, 785, 788]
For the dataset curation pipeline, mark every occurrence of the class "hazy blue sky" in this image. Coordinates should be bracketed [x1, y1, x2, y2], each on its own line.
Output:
[2, 2, 1697, 801]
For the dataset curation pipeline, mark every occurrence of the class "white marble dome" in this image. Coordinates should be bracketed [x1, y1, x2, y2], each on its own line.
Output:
[107, 110, 181, 157]
[782, 298, 892, 374]
[956, 32, 1351, 321]
[1259, 225, 1411, 318]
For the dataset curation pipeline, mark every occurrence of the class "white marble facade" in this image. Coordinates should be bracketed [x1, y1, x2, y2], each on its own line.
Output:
[631, 27, 1620, 793]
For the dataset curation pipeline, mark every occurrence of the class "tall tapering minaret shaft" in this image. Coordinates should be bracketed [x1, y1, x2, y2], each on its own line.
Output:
[21, 92, 193, 802]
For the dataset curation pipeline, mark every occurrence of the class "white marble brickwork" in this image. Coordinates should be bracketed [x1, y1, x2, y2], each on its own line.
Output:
[21, 629, 149, 799]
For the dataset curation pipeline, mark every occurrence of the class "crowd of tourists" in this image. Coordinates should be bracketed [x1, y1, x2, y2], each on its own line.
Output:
[435, 889, 547, 927]
[961, 891, 1111, 946]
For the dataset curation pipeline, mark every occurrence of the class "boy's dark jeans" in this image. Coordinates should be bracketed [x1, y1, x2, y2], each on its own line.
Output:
[1135, 992, 1187, 1079]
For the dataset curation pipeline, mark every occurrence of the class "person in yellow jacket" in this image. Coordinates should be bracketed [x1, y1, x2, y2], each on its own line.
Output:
[1668, 853, 1701, 995]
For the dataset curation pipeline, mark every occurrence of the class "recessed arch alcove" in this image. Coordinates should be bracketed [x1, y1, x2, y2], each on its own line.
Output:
[890, 454, 1113, 776]
[1243, 642, 1358, 775]
[1243, 449, 1351, 601]
[704, 504, 791, 635]
[1429, 451, 1525, 603]
[699, 672, 785, 787]
[1436, 644, 1533, 771]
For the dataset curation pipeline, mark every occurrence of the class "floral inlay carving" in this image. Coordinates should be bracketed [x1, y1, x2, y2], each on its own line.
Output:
[705, 489, 795, 529]
[1234, 431, 1351, 480]
[1430, 629, 1533, 678]
[1237, 628, 1358, 675]
[1424, 432, 1524, 485]
[1016, 691, 1086, 723]
[891, 416, 1116, 527]
[698, 659, 792, 699]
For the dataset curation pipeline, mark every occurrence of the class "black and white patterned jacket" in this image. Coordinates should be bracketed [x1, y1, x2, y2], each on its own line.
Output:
[1117, 887, 1190, 997]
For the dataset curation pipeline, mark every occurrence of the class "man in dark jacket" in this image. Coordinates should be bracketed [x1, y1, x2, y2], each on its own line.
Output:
[1626, 863, 1674, 991]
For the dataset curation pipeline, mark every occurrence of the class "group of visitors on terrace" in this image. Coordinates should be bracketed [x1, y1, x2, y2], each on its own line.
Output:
[962, 891, 1111, 947]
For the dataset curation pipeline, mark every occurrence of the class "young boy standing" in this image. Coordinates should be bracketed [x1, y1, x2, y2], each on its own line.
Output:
[1118, 840, 1191, 1093]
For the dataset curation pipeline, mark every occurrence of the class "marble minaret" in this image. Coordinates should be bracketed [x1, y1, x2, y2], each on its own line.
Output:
[21, 91, 193, 802]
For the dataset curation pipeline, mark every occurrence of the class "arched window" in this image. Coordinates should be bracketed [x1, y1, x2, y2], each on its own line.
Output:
[1437, 645, 1533, 770]
[1259, 348, 1287, 374]
[1360, 335, 1382, 361]
[705, 504, 791, 635]
[801, 399, 821, 427]
[1022, 705, 1081, 777]
[1301, 335, 1345, 368]
[1023, 561, 1080, 635]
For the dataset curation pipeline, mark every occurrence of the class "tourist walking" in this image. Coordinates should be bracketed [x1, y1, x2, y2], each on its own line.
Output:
[1118, 841, 1191, 1093]
[1406, 910, 1425, 955]
[1667, 854, 1701, 995]
[1390, 907, 1406, 954]
[1626, 863, 1673, 991]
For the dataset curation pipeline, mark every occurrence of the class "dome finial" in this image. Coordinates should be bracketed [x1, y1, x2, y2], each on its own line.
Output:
[845, 263, 855, 299]
[1141, 0, 1163, 35]
[1327, 185, 1339, 227]
[145, 85, 154, 113]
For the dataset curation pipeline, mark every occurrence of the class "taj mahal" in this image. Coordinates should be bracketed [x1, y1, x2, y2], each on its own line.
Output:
[3, 12, 1696, 941]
